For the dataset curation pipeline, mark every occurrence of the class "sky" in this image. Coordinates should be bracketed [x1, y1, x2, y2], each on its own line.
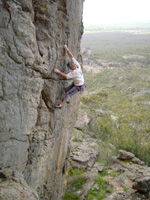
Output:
[83, 0, 150, 26]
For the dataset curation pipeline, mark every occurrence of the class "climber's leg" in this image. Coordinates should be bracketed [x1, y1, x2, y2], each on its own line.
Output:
[64, 82, 74, 93]
[65, 85, 79, 103]
[54, 85, 79, 109]
[60, 99, 67, 107]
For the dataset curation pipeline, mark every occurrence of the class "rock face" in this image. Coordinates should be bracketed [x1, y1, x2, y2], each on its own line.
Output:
[0, 0, 84, 199]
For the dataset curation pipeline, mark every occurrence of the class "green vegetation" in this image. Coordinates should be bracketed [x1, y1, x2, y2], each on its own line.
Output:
[109, 171, 117, 177]
[67, 167, 87, 191]
[71, 177, 87, 189]
[63, 192, 79, 200]
[72, 138, 82, 142]
[71, 149, 77, 152]
[3, 169, 7, 176]
[99, 169, 108, 176]
[68, 167, 86, 178]
[87, 172, 113, 200]
[123, 187, 130, 192]
[81, 27, 150, 166]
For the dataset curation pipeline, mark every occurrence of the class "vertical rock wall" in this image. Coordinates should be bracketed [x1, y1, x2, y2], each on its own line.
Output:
[0, 0, 84, 199]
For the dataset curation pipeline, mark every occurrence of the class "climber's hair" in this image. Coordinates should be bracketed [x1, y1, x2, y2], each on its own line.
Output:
[67, 61, 76, 68]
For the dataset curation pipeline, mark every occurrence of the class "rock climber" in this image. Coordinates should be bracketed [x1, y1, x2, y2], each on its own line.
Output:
[54, 45, 84, 109]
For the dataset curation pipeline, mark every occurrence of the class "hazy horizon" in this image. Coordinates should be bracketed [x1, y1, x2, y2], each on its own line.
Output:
[83, 21, 150, 29]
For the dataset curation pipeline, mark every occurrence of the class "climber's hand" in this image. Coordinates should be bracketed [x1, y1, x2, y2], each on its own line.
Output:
[64, 45, 73, 58]
[64, 45, 68, 50]
[54, 69, 60, 74]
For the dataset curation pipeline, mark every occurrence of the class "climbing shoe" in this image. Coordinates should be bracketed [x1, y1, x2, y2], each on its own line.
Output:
[54, 104, 62, 109]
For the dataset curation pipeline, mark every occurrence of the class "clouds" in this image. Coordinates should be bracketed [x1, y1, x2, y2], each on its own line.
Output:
[83, 0, 150, 25]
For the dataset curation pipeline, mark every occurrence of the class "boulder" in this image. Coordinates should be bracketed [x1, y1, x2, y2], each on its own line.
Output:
[117, 150, 134, 160]
[132, 176, 150, 193]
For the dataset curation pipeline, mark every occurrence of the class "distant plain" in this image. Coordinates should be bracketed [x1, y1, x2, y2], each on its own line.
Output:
[81, 23, 150, 165]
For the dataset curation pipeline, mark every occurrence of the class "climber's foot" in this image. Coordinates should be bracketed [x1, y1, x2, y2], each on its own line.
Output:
[54, 104, 62, 109]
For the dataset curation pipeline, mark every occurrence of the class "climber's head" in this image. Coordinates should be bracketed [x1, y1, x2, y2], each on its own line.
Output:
[67, 61, 77, 70]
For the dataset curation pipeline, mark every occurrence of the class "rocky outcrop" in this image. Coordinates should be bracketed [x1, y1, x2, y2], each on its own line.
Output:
[117, 149, 145, 165]
[0, 0, 84, 199]
[66, 135, 150, 200]
[65, 130, 102, 199]
[117, 150, 135, 160]
[69, 137, 100, 169]
[105, 150, 150, 200]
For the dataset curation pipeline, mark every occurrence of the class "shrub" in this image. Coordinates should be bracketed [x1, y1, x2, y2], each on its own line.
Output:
[68, 167, 86, 177]
[71, 177, 87, 189]
[63, 192, 79, 200]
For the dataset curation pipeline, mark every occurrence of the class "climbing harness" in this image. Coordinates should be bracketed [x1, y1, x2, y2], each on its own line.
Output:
[76, 84, 86, 94]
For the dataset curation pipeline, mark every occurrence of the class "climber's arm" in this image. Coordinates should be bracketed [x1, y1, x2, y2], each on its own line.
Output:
[64, 45, 73, 59]
[54, 69, 67, 79]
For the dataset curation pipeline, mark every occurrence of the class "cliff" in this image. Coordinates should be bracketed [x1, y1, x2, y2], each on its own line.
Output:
[0, 0, 84, 199]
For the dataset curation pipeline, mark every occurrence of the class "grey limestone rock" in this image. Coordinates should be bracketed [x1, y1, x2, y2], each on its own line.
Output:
[0, 172, 39, 200]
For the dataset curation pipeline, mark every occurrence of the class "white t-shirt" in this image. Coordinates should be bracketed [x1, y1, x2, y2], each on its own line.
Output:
[66, 57, 84, 86]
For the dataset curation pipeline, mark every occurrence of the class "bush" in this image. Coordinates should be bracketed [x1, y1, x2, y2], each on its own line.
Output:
[68, 167, 86, 177]
[63, 192, 79, 200]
